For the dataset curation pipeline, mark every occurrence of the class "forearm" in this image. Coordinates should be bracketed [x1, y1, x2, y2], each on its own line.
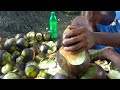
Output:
[93, 32, 120, 47]
[102, 48, 120, 70]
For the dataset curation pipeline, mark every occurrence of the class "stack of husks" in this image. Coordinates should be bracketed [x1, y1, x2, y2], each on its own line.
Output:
[0, 30, 119, 79]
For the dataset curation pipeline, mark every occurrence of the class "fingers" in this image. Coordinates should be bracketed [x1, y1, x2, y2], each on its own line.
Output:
[63, 27, 85, 39]
[62, 25, 89, 53]
[67, 25, 77, 30]
[64, 40, 87, 52]
[63, 33, 86, 46]
[69, 47, 86, 54]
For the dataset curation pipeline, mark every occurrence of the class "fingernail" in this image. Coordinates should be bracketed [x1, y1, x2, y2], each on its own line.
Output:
[67, 51, 76, 54]
[62, 40, 65, 45]
[67, 25, 70, 28]
[64, 47, 67, 50]
[63, 36, 65, 39]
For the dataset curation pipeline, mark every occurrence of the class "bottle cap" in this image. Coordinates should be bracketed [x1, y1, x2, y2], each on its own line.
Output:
[51, 11, 55, 16]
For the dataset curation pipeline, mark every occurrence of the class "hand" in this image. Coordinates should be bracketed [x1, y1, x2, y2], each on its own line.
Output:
[101, 47, 120, 69]
[63, 25, 96, 53]
[102, 46, 115, 56]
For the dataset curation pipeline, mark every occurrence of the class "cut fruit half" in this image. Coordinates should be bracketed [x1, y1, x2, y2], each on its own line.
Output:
[59, 46, 85, 65]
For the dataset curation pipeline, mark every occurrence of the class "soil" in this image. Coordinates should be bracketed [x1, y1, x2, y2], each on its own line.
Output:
[0, 11, 82, 38]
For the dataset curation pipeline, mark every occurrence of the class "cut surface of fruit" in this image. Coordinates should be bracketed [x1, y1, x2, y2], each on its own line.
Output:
[59, 46, 85, 65]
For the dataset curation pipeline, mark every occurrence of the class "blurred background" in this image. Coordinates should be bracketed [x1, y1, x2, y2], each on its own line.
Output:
[0, 11, 82, 38]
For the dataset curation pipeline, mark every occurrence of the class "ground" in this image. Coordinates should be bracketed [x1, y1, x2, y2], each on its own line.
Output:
[0, 11, 82, 38]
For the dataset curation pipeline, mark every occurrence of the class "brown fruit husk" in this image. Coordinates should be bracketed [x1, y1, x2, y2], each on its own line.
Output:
[57, 46, 91, 77]
[57, 25, 92, 77]
[80, 63, 107, 79]
[53, 69, 74, 79]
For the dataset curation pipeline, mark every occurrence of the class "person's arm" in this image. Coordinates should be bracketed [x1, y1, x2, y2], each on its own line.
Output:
[63, 27, 120, 53]
[63, 11, 117, 53]
[93, 32, 120, 47]
[101, 47, 120, 70]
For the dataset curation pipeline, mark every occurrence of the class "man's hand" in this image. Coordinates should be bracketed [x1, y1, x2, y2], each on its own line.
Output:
[63, 25, 96, 53]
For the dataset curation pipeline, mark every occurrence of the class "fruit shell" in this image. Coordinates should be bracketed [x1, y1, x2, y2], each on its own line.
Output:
[53, 69, 74, 79]
[0, 50, 12, 66]
[21, 48, 35, 62]
[36, 32, 43, 41]
[57, 48, 91, 77]
[15, 33, 25, 39]
[1, 63, 13, 74]
[80, 63, 107, 79]
[39, 44, 50, 54]
[43, 32, 50, 41]
[26, 31, 35, 39]
[107, 70, 120, 79]
[3, 72, 21, 79]
[36, 70, 53, 79]
[25, 65, 40, 78]
[16, 38, 29, 50]
[12, 51, 21, 63]
[4, 38, 17, 53]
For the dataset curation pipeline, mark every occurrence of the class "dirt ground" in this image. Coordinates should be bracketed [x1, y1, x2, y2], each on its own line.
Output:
[0, 11, 82, 38]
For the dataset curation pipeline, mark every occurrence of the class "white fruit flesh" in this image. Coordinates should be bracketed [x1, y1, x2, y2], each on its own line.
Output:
[60, 46, 86, 65]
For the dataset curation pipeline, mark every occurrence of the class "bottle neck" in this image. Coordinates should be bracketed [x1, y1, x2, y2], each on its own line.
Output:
[50, 12, 57, 20]
[51, 12, 55, 16]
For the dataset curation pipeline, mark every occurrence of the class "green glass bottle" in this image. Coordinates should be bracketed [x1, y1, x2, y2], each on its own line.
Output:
[49, 11, 58, 40]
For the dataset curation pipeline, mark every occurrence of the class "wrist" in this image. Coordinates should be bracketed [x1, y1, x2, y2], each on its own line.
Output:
[92, 32, 98, 45]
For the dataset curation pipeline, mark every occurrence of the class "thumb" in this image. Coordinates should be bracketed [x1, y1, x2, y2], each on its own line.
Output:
[67, 25, 77, 30]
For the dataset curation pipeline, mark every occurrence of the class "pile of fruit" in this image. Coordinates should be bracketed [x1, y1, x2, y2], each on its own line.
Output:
[0, 31, 61, 79]
[0, 29, 120, 79]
